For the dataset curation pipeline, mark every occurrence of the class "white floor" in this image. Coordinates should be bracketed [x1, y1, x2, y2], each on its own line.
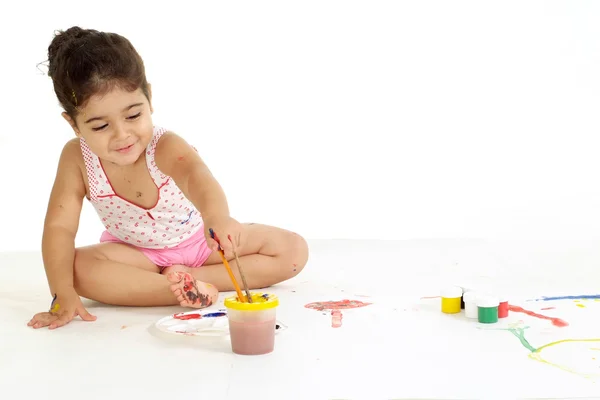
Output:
[2, 239, 600, 400]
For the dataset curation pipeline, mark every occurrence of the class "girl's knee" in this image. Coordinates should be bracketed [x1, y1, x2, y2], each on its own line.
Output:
[283, 231, 309, 277]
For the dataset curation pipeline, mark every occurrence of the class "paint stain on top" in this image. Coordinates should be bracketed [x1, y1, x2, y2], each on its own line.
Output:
[576, 303, 586, 308]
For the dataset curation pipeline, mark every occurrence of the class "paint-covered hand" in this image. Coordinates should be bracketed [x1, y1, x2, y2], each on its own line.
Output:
[27, 288, 97, 330]
[204, 216, 245, 258]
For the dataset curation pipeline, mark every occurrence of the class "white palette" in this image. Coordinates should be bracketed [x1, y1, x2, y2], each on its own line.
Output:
[154, 308, 287, 337]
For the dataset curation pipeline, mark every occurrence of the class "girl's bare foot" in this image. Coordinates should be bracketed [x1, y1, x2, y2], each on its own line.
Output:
[167, 271, 218, 308]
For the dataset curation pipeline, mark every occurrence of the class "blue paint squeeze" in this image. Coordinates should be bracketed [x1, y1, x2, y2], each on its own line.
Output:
[203, 312, 227, 318]
[529, 294, 600, 301]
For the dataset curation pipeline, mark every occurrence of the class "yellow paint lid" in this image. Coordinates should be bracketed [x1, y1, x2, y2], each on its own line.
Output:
[224, 293, 279, 311]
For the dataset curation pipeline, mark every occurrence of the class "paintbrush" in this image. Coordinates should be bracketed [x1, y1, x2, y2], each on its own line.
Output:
[228, 234, 253, 303]
[209, 228, 246, 302]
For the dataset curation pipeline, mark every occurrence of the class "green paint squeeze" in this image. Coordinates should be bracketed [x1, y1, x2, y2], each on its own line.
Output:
[508, 326, 537, 352]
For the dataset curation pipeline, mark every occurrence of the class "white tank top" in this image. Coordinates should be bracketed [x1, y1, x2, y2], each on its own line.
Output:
[80, 126, 203, 249]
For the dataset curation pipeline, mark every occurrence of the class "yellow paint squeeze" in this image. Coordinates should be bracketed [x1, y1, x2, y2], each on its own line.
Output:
[529, 338, 600, 380]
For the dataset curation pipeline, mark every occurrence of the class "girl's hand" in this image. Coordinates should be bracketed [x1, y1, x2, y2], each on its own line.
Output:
[27, 288, 97, 330]
[204, 216, 245, 258]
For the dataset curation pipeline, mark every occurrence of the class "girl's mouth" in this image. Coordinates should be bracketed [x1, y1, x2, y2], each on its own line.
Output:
[116, 144, 134, 153]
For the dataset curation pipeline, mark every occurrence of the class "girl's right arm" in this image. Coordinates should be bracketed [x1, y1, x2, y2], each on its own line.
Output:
[41, 139, 86, 296]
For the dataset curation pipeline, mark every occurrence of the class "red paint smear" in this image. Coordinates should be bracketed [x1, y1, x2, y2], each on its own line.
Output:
[173, 313, 202, 320]
[305, 299, 371, 311]
[331, 310, 343, 328]
[541, 306, 556, 310]
[177, 156, 185, 161]
[508, 305, 568, 327]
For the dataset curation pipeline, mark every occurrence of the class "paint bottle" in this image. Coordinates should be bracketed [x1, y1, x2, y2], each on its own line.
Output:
[458, 285, 474, 309]
[498, 297, 509, 318]
[477, 295, 499, 324]
[441, 286, 463, 314]
[463, 291, 478, 319]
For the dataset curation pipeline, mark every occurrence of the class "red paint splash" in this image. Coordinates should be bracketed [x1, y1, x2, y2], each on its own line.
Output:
[541, 306, 556, 310]
[304, 299, 371, 311]
[331, 310, 343, 328]
[173, 313, 202, 320]
[305, 300, 370, 328]
[177, 156, 185, 161]
[508, 305, 568, 327]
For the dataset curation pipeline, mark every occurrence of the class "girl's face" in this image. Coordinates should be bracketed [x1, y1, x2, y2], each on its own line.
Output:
[63, 85, 154, 166]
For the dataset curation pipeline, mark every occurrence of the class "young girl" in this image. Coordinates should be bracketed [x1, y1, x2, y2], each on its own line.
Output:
[28, 26, 309, 330]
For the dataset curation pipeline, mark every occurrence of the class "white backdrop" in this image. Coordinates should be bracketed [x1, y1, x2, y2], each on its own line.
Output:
[1, 0, 600, 252]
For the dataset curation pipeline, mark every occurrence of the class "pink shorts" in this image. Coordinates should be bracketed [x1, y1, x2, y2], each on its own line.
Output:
[100, 227, 213, 271]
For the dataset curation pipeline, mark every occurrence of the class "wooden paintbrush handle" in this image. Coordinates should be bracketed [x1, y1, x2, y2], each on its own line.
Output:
[218, 250, 246, 302]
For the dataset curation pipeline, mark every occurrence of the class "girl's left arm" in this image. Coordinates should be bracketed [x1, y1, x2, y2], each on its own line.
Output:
[153, 132, 230, 221]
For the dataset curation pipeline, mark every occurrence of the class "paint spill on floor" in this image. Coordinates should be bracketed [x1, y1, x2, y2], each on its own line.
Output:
[484, 323, 600, 380]
[331, 310, 343, 328]
[508, 305, 569, 327]
[529, 294, 600, 301]
[305, 299, 371, 328]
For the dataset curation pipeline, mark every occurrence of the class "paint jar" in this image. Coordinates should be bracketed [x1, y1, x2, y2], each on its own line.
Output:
[441, 286, 463, 314]
[498, 297, 509, 318]
[463, 291, 478, 319]
[224, 293, 279, 355]
[458, 285, 473, 309]
[477, 295, 499, 324]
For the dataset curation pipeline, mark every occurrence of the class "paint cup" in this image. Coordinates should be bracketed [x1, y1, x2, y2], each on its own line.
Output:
[477, 295, 499, 324]
[463, 291, 479, 319]
[224, 293, 279, 355]
[498, 297, 509, 318]
[441, 286, 463, 314]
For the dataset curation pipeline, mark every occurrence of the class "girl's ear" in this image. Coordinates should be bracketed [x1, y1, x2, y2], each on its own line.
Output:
[62, 112, 81, 137]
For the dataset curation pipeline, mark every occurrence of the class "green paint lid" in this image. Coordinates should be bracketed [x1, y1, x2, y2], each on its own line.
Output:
[476, 295, 499, 308]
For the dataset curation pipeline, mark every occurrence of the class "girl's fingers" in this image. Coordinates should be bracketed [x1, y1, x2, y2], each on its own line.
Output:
[49, 313, 72, 330]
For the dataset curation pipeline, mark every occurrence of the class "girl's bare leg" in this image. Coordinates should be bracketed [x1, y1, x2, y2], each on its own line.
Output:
[73, 243, 217, 307]
[162, 223, 309, 291]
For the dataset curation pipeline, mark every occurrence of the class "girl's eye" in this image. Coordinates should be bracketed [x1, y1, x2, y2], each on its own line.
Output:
[91, 113, 141, 131]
